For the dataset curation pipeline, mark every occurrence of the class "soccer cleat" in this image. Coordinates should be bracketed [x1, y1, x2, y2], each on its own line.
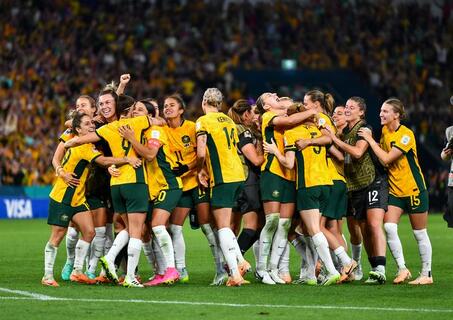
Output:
[278, 272, 292, 284]
[339, 260, 358, 283]
[61, 262, 73, 281]
[226, 273, 249, 287]
[269, 269, 286, 284]
[122, 275, 144, 288]
[393, 268, 412, 284]
[99, 256, 118, 283]
[143, 274, 164, 287]
[255, 270, 276, 285]
[408, 274, 433, 285]
[315, 260, 322, 277]
[70, 272, 97, 285]
[321, 273, 341, 286]
[292, 276, 317, 286]
[210, 272, 228, 286]
[41, 276, 59, 287]
[178, 268, 189, 284]
[238, 260, 252, 277]
[85, 271, 96, 280]
[368, 270, 386, 284]
[353, 264, 363, 281]
[161, 267, 180, 285]
[94, 275, 111, 284]
[364, 277, 380, 285]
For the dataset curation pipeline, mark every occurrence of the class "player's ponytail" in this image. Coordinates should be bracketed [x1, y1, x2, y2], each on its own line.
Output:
[228, 99, 251, 125]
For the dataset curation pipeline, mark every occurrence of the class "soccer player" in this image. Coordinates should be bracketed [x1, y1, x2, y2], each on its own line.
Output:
[43, 112, 141, 287]
[196, 88, 249, 286]
[358, 98, 433, 285]
[263, 106, 342, 286]
[64, 95, 161, 287]
[441, 125, 453, 228]
[254, 92, 316, 284]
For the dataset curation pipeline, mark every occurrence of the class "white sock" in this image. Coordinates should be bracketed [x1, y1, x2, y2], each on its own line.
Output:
[351, 243, 362, 266]
[88, 226, 106, 273]
[269, 218, 291, 270]
[232, 231, 245, 264]
[305, 235, 318, 279]
[104, 223, 114, 253]
[291, 236, 308, 277]
[218, 228, 239, 276]
[330, 249, 341, 272]
[169, 224, 186, 271]
[201, 224, 225, 274]
[152, 239, 167, 274]
[278, 242, 290, 274]
[384, 223, 406, 270]
[257, 213, 279, 272]
[312, 232, 337, 275]
[44, 242, 58, 277]
[73, 239, 90, 273]
[413, 229, 432, 276]
[143, 240, 156, 272]
[126, 237, 142, 278]
[105, 229, 129, 262]
[252, 240, 260, 268]
[334, 246, 352, 267]
[65, 227, 78, 264]
[152, 225, 175, 269]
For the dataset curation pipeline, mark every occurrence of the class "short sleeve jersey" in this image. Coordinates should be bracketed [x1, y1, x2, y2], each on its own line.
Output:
[144, 125, 182, 200]
[318, 113, 346, 182]
[261, 111, 294, 181]
[196, 112, 245, 186]
[96, 115, 150, 186]
[284, 124, 333, 189]
[380, 124, 426, 197]
[49, 143, 101, 206]
[163, 120, 197, 192]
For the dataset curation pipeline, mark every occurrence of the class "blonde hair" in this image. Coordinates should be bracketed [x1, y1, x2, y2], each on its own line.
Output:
[384, 98, 405, 119]
[202, 88, 223, 109]
[306, 90, 335, 115]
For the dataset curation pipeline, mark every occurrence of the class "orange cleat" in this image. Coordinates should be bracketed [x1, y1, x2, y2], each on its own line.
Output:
[70, 272, 97, 285]
[94, 275, 111, 284]
[238, 260, 252, 277]
[41, 277, 59, 287]
[226, 273, 250, 287]
[393, 268, 412, 284]
[408, 275, 433, 285]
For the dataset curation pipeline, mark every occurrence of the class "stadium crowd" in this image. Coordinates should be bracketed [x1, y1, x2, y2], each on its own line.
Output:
[0, 0, 451, 210]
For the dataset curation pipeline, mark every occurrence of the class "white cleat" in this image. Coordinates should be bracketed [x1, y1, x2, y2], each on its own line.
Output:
[210, 272, 228, 286]
[269, 269, 286, 284]
[255, 270, 276, 285]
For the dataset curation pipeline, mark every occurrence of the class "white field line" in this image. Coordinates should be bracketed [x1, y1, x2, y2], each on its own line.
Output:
[0, 287, 452, 314]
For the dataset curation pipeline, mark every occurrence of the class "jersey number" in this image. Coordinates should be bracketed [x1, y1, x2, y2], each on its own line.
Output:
[157, 190, 167, 202]
[61, 149, 72, 167]
[223, 127, 236, 149]
[122, 138, 131, 156]
[368, 190, 378, 203]
[309, 132, 321, 154]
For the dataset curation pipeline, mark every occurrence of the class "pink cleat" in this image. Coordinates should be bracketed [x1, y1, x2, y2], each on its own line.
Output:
[143, 268, 179, 286]
[143, 274, 164, 287]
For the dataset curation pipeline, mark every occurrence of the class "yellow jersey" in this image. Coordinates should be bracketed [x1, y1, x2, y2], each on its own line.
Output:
[318, 113, 345, 182]
[380, 124, 426, 197]
[49, 143, 101, 206]
[163, 120, 197, 192]
[144, 126, 183, 200]
[261, 111, 294, 181]
[196, 112, 245, 186]
[96, 115, 150, 186]
[284, 124, 333, 189]
[59, 129, 74, 143]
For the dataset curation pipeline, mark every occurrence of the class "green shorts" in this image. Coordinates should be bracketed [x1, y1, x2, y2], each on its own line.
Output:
[260, 171, 295, 203]
[146, 201, 154, 222]
[154, 188, 183, 214]
[86, 195, 105, 211]
[177, 187, 210, 209]
[47, 199, 89, 228]
[297, 186, 330, 213]
[211, 182, 243, 208]
[323, 180, 347, 220]
[388, 190, 429, 214]
[110, 183, 148, 214]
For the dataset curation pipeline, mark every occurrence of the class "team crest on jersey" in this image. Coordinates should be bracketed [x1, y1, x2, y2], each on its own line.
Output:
[272, 190, 280, 198]
[318, 118, 326, 127]
[60, 214, 69, 222]
[181, 135, 191, 147]
[400, 135, 410, 146]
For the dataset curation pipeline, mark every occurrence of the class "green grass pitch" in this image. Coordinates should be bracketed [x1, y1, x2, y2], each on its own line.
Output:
[0, 214, 452, 320]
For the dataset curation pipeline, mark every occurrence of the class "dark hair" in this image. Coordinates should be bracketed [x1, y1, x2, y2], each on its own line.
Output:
[116, 94, 136, 116]
[228, 99, 252, 125]
[348, 96, 367, 119]
[138, 99, 156, 117]
[165, 94, 186, 110]
[98, 88, 119, 112]
[305, 90, 335, 115]
[77, 95, 97, 112]
[71, 112, 89, 135]
[384, 98, 405, 119]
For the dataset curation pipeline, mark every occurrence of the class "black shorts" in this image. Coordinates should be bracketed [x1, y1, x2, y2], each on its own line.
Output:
[348, 176, 388, 220]
[444, 187, 453, 228]
[234, 170, 261, 214]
